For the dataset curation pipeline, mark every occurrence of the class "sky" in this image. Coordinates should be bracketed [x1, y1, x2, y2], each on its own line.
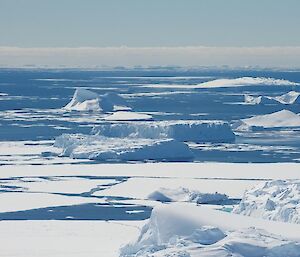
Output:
[1, 0, 300, 68]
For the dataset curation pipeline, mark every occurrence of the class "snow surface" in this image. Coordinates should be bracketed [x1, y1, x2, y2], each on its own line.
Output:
[93, 120, 235, 143]
[233, 110, 300, 130]
[104, 111, 153, 121]
[120, 203, 300, 257]
[54, 134, 193, 161]
[148, 187, 228, 203]
[234, 180, 300, 224]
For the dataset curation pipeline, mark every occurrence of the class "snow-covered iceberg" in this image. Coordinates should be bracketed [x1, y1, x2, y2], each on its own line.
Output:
[244, 91, 300, 105]
[120, 203, 300, 257]
[198, 77, 299, 88]
[104, 111, 153, 121]
[148, 187, 228, 204]
[63, 89, 131, 112]
[93, 120, 235, 143]
[233, 180, 300, 224]
[233, 110, 300, 131]
[54, 134, 193, 162]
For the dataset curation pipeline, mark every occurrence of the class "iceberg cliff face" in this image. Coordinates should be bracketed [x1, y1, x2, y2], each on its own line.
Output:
[93, 120, 235, 143]
[233, 180, 300, 224]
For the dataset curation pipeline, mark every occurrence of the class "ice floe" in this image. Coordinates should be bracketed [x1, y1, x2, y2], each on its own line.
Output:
[233, 110, 300, 131]
[148, 187, 228, 203]
[104, 111, 153, 121]
[233, 180, 300, 224]
[54, 134, 193, 162]
[245, 91, 300, 105]
[120, 203, 300, 257]
[93, 120, 235, 143]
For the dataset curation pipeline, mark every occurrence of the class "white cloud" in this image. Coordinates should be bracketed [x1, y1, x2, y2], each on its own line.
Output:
[0, 46, 300, 68]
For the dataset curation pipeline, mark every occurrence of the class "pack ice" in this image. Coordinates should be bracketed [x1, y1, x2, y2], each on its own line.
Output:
[234, 180, 300, 224]
[233, 110, 300, 131]
[120, 203, 300, 257]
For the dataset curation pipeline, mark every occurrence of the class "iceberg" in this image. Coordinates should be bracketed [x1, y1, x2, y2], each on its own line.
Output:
[233, 110, 300, 131]
[63, 89, 130, 112]
[233, 180, 300, 224]
[244, 91, 300, 105]
[120, 203, 300, 257]
[54, 134, 193, 162]
[93, 120, 235, 143]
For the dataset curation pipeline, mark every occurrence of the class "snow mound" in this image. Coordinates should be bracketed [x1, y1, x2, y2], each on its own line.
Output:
[244, 91, 300, 105]
[63, 88, 101, 112]
[233, 180, 300, 224]
[148, 187, 228, 204]
[63, 89, 130, 112]
[120, 203, 300, 257]
[233, 110, 300, 131]
[198, 77, 299, 88]
[93, 120, 235, 143]
[104, 111, 153, 121]
[54, 134, 193, 162]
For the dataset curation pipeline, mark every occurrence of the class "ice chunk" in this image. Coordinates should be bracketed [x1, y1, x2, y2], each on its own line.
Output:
[233, 180, 300, 224]
[54, 134, 193, 162]
[104, 111, 153, 121]
[233, 110, 300, 130]
[100, 92, 132, 112]
[275, 91, 300, 104]
[244, 91, 300, 105]
[148, 187, 228, 204]
[120, 203, 300, 257]
[93, 120, 235, 143]
[244, 95, 279, 105]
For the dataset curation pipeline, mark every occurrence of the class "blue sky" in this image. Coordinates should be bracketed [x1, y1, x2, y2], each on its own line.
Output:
[0, 0, 300, 67]
[1, 0, 300, 47]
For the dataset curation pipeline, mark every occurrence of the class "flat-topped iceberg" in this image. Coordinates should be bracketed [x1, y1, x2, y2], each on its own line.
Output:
[93, 120, 235, 143]
[148, 187, 228, 204]
[104, 111, 153, 121]
[54, 134, 193, 162]
[120, 203, 300, 257]
[245, 91, 300, 105]
[233, 180, 300, 224]
[63, 89, 131, 112]
[233, 110, 300, 131]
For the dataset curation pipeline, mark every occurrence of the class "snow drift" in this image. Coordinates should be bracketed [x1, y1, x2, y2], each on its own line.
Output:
[93, 120, 235, 143]
[148, 187, 228, 204]
[245, 91, 300, 105]
[233, 180, 300, 224]
[54, 134, 193, 162]
[120, 203, 300, 257]
[198, 77, 299, 88]
[233, 110, 300, 131]
[63, 89, 130, 112]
